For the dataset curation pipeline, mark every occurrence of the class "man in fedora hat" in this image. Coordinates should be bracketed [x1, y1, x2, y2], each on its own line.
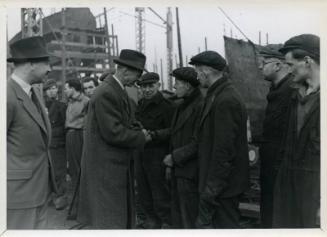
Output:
[273, 34, 320, 228]
[189, 51, 249, 228]
[7, 36, 58, 229]
[77, 49, 151, 229]
[257, 45, 294, 228]
[134, 72, 174, 229]
[162, 67, 203, 228]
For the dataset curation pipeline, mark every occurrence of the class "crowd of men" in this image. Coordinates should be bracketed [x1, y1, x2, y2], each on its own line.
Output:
[6, 33, 320, 229]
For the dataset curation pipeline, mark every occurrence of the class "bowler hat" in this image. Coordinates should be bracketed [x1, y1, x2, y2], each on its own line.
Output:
[43, 79, 57, 91]
[137, 72, 159, 86]
[279, 34, 320, 58]
[259, 44, 284, 60]
[7, 36, 50, 63]
[171, 67, 199, 87]
[189, 51, 226, 71]
[113, 49, 147, 72]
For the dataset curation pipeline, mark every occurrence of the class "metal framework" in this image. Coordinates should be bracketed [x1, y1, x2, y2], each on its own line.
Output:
[21, 8, 43, 38]
[135, 7, 145, 54]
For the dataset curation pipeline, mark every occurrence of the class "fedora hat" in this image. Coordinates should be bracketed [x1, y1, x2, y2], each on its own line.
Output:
[113, 49, 147, 72]
[7, 36, 50, 63]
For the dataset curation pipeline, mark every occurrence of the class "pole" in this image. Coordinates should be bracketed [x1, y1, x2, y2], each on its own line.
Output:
[160, 58, 164, 90]
[61, 8, 66, 98]
[266, 33, 269, 45]
[205, 37, 208, 51]
[166, 7, 173, 90]
[111, 24, 115, 56]
[176, 7, 183, 67]
[259, 31, 261, 45]
[103, 8, 112, 68]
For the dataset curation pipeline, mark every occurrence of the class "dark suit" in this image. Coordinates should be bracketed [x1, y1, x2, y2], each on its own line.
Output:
[169, 88, 203, 228]
[77, 76, 146, 229]
[196, 77, 249, 228]
[7, 78, 57, 229]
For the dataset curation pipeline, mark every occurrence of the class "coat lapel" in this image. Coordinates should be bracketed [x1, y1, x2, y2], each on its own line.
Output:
[32, 86, 51, 144]
[300, 94, 320, 133]
[10, 80, 48, 137]
[172, 102, 196, 135]
[199, 78, 230, 127]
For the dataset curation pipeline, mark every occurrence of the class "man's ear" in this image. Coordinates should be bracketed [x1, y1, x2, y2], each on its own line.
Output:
[304, 56, 314, 67]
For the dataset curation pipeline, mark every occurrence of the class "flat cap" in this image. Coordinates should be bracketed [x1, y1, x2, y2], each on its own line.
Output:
[259, 44, 284, 60]
[43, 79, 57, 91]
[137, 72, 160, 86]
[189, 50, 226, 71]
[171, 67, 199, 87]
[279, 34, 320, 58]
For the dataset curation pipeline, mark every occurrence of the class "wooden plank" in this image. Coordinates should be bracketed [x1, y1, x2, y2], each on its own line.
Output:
[49, 40, 107, 49]
[52, 50, 108, 60]
[52, 66, 105, 72]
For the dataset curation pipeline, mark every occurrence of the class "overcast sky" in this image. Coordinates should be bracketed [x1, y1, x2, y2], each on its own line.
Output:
[6, 3, 323, 88]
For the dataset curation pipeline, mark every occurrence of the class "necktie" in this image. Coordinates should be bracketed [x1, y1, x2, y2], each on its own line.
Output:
[31, 88, 41, 114]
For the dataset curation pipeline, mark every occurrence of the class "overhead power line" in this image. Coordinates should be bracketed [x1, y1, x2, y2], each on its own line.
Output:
[119, 11, 165, 29]
[218, 7, 253, 43]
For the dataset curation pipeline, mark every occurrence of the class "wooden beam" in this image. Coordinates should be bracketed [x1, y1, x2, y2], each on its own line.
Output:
[50, 40, 107, 49]
[52, 50, 108, 59]
[52, 66, 105, 72]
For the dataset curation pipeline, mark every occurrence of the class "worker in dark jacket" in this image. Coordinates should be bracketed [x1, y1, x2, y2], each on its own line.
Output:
[257, 45, 294, 228]
[162, 67, 203, 228]
[43, 79, 68, 210]
[273, 34, 320, 228]
[135, 72, 174, 228]
[190, 51, 249, 228]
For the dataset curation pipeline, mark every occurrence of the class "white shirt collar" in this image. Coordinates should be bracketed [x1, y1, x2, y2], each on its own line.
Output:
[113, 75, 125, 90]
[11, 73, 32, 96]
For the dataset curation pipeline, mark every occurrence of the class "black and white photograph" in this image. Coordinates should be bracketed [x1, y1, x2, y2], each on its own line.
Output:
[2, 0, 326, 236]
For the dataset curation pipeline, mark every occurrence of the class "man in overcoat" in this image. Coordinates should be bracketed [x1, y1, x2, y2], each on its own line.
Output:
[162, 67, 203, 228]
[77, 49, 151, 229]
[7, 36, 58, 229]
[257, 45, 294, 228]
[44, 79, 68, 210]
[273, 34, 320, 228]
[134, 72, 174, 228]
[190, 51, 249, 228]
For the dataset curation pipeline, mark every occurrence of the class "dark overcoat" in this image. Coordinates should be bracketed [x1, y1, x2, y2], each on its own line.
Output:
[259, 74, 294, 227]
[197, 77, 249, 198]
[7, 79, 57, 209]
[45, 99, 67, 148]
[171, 88, 203, 180]
[77, 76, 146, 229]
[273, 90, 320, 228]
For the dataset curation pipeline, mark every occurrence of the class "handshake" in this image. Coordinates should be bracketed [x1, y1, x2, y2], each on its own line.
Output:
[142, 129, 156, 143]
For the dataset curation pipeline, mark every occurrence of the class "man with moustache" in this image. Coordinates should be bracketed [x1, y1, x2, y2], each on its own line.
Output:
[273, 34, 320, 228]
[190, 51, 249, 228]
[77, 49, 151, 229]
[7, 36, 57, 229]
[257, 45, 294, 228]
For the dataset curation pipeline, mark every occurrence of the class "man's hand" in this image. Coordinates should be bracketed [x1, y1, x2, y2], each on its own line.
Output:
[142, 129, 152, 142]
[163, 154, 174, 167]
